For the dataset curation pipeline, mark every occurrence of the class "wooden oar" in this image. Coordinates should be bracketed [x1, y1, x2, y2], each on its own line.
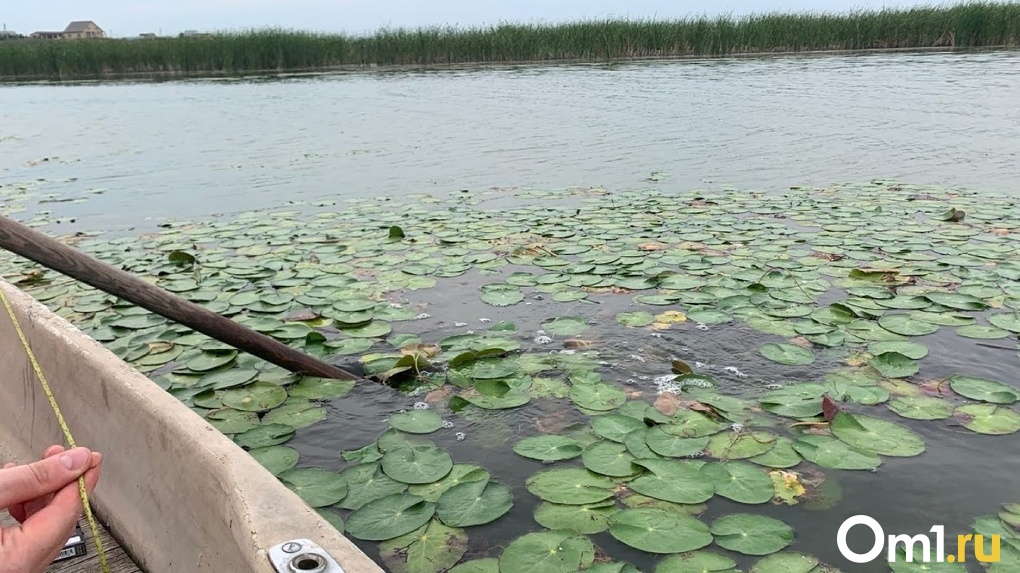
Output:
[0, 215, 364, 381]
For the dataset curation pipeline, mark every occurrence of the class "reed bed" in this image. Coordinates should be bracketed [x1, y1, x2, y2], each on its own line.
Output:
[1, 2, 1018, 80]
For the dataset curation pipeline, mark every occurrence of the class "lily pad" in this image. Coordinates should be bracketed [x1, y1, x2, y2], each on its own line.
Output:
[955, 404, 1020, 435]
[869, 352, 920, 378]
[591, 414, 648, 443]
[389, 410, 444, 434]
[629, 459, 715, 504]
[279, 467, 348, 508]
[345, 493, 436, 541]
[570, 383, 627, 411]
[750, 552, 820, 573]
[878, 314, 939, 336]
[249, 445, 299, 476]
[792, 434, 881, 470]
[887, 396, 954, 420]
[513, 436, 584, 461]
[759, 343, 815, 366]
[542, 316, 590, 336]
[949, 375, 1017, 404]
[381, 446, 454, 484]
[498, 531, 595, 573]
[337, 463, 409, 510]
[286, 377, 355, 400]
[609, 508, 714, 554]
[233, 423, 294, 449]
[220, 381, 288, 412]
[645, 428, 710, 458]
[706, 432, 778, 460]
[581, 441, 639, 477]
[407, 465, 490, 503]
[480, 284, 525, 307]
[380, 520, 468, 573]
[262, 400, 327, 429]
[533, 500, 618, 534]
[830, 412, 925, 457]
[525, 468, 615, 505]
[617, 311, 655, 327]
[656, 551, 738, 573]
[956, 324, 1011, 339]
[436, 479, 513, 527]
[700, 462, 775, 504]
[868, 341, 929, 360]
[711, 514, 794, 556]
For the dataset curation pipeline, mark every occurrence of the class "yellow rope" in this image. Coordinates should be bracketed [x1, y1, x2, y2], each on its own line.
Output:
[0, 286, 109, 573]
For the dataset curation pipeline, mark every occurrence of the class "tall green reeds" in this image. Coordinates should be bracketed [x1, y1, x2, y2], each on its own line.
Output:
[1, 2, 1018, 81]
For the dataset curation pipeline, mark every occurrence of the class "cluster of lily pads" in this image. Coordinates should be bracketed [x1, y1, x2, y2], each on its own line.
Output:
[2, 179, 1020, 572]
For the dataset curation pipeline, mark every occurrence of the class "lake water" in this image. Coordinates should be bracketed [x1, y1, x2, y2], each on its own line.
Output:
[3, 49, 1020, 573]
[1, 49, 1019, 233]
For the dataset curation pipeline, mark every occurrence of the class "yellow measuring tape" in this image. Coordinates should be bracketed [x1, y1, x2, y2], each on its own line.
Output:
[0, 286, 110, 573]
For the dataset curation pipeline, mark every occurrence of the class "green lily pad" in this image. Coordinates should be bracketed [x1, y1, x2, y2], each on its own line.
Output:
[570, 383, 627, 411]
[345, 493, 436, 541]
[337, 463, 409, 510]
[187, 350, 238, 372]
[792, 434, 881, 470]
[656, 551, 737, 573]
[759, 343, 815, 366]
[924, 292, 988, 310]
[262, 400, 327, 429]
[748, 437, 802, 469]
[700, 462, 775, 504]
[830, 412, 925, 457]
[381, 446, 454, 484]
[955, 404, 1020, 435]
[609, 508, 714, 554]
[706, 431, 778, 460]
[582, 441, 639, 477]
[480, 284, 525, 307]
[454, 357, 519, 380]
[249, 446, 299, 476]
[389, 410, 444, 434]
[436, 479, 513, 527]
[887, 396, 954, 420]
[591, 414, 648, 442]
[878, 314, 939, 336]
[956, 324, 1011, 339]
[233, 423, 295, 449]
[206, 408, 259, 434]
[513, 435, 584, 461]
[542, 316, 589, 336]
[533, 500, 618, 534]
[868, 341, 929, 360]
[408, 465, 489, 503]
[869, 352, 920, 378]
[988, 313, 1020, 333]
[629, 459, 715, 504]
[448, 559, 499, 573]
[287, 377, 355, 400]
[525, 468, 615, 505]
[949, 375, 1017, 404]
[617, 311, 656, 327]
[645, 428, 710, 458]
[498, 531, 595, 573]
[220, 381, 287, 412]
[279, 467, 348, 508]
[711, 514, 794, 556]
[380, 520, 468, 573]
[201, 368, 258, 390]
[750, 552, 820, 573]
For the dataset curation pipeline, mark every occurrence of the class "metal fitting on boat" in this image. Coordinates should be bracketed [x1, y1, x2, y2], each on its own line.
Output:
[269, 539, 344, 573]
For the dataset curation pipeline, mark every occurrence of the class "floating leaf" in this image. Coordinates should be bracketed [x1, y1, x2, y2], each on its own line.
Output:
[759, 343, 815, 366]
[629, 459, 714, 504]
[750, 552, 820, 573]
[792, 434, 880, 470]
[868, 341, 929, 360]
[262, 400, 327, 429]
[887, 396, 954, 420]
[869, 352, 920, 378]
[498, 531, 595, 573]
[617, 311, 655, 327]
[656, 551, 737, 573]
[513, 435, 584, 461]
[220, 381, 287, 412]
[711, 514, 794, 556]
[988, 313, 1020, 333]
[533, 501, 618, 534]
[436, 479, 513, 527]
[570, 383, 627, 411]
[345, 493, 436, 541]
[609, 508, 713, 554]
[878, 314, 939, 336]
[830, 412, 925, 457]
[949, 375, 1017, 404]
[707, 431, 778, 460]
[582, 441, 639, 477]
[286, 377, 355, 400]
[380, 520, 468, 573]
[389, 410, 444, 434]
[645, 428, 710, 458]
[591, 414, 648, 443]
[955, 404, 1020, 435]
[381, 446, 454, 484]
[408, 465, 489, 503]
[956, 324, 1011, 339]
[233, 423, 294, 449]
[480, 284, 525, 307]
[525, 468, 615, 505]
[448, 559, 499, 573]
[279, 467, 348, 508]
[700, 462, 775, 504]
[249, 446, 299, 476]
[543, 316, 590, 336]
[337, 463, 408, 510]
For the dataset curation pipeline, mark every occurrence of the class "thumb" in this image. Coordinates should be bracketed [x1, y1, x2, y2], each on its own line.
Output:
[0, 447, 92, 509]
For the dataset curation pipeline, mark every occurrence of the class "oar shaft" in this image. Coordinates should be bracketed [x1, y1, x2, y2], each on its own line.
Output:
[0, 215, 363, 381]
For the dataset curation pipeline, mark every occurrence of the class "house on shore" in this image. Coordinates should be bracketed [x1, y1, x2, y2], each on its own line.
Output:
[0, 29, 23, 40]
[30, 21, 105, 40]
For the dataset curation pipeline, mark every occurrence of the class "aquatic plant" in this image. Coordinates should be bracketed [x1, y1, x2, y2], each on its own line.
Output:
[1, 2, 1019, 80]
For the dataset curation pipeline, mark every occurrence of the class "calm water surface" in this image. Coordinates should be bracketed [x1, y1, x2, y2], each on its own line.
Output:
[3, 50, 1020, 572]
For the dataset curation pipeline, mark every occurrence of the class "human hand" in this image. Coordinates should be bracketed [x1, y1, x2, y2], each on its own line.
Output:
[1, 445, 102, 573]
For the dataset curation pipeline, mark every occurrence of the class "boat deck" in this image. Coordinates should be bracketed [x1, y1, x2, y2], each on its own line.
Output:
[0, 511, 141, 572]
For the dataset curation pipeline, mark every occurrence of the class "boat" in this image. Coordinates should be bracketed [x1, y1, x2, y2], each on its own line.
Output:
[0, 279, 383, 573]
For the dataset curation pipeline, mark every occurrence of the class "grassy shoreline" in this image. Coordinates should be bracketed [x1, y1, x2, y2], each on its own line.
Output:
[1, 2, 1018, 82]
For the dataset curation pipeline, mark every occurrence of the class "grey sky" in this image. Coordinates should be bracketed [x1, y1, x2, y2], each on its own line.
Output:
[6, 0, 950, 37]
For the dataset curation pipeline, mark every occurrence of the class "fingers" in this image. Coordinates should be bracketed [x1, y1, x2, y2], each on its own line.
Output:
[0, 447, 94, 510]
[7, 459, 102, 569]
[16, 446, 71, 524]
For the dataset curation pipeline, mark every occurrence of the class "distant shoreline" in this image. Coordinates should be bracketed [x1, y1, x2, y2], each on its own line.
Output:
[1, 2, 1018, 83]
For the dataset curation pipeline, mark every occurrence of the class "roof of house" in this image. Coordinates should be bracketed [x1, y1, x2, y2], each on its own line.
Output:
[64, 21, 101, 33]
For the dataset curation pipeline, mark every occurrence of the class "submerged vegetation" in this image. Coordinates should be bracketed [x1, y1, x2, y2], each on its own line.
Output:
[4, 179, 1020, 571]
[1, 2, 1019, 81]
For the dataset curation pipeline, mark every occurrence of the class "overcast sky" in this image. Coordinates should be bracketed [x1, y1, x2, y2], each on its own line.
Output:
[6, 0, 954, 37]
